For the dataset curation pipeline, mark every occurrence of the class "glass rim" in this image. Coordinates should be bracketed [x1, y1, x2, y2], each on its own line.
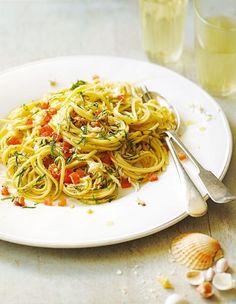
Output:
[193, 0, 236, 32]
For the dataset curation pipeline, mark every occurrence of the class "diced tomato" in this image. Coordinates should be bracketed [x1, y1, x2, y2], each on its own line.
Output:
[44, 198, 53, 206]
[64, 168, 73, 184]
[26, 118, 33, 125]
[1, 185, 10, 196]
[63, 141, 72, 152]
[69, 172, 80, 184]
[76, 168, 86, 178]
[7, 136, 22, 145]
[49, 163, 61, 180]
[41, 113, 52, 125]
[52, 132, 63, 142]
[90, 120, 101, 127]
[58, 197, 67, 207]
[64, 151, 72, 159]
[148, 173, 158, 182]
[39, 102, 49, 109]
[94, 110, 101, 116]
[63, 141, 73, 158]
[178, 151, 187, 161]
[117, 95, 125, 101]
[48, 107, 57, 115]
[43, 155, 54, 168]
[120, 178, 132, 189]
[39, 125, 54, 137]
[14, 196, 25, 207]
[100, 152, 112, 165]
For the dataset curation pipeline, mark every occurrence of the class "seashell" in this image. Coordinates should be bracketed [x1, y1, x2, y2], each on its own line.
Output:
[212, 273, 235, 291]
[197, 282, 214, 298]
[185, 270, 204, 285]
[205, 267, 215, 282]
[171, 233, 223, 270]
[215, 258, 229, 273]
[165, 294, 189, 304]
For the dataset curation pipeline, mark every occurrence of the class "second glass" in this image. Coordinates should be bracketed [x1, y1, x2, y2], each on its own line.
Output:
[194, 0, 236, 97]
[140, 0, 188, 64]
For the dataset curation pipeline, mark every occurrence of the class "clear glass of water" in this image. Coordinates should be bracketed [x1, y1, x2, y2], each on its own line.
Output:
[194, 0, 236, 97]
[139, 0, 188, 64]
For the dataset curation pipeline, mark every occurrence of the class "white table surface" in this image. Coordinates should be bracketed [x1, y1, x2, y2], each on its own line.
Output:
[0, 1, 235, 303]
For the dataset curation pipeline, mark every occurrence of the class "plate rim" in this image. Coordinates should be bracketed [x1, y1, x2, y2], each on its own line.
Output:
[0, 55, 233, 248]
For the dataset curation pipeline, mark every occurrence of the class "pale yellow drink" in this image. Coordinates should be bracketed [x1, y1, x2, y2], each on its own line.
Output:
[140, 0, 188, 64]
[195, 16, 236, 96]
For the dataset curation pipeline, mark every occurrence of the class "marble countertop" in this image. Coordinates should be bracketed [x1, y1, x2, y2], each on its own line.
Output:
[0, 1, 235, 303]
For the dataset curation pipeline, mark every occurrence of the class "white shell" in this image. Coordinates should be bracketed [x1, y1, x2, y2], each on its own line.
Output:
[165, 294, 189, 304]
[197, 282, 214, 298]
[185, 270, 204, 286]
[205, 267, 215, 282]
[215, 258, 229, 273]
[213, 273, 234, 291]
[171, 233, 223, 270]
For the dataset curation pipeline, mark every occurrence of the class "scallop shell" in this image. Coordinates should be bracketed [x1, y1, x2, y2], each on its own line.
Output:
[171, 233, 223, 270]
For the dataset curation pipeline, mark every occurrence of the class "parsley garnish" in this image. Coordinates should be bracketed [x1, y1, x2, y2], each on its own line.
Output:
[16, 168, 27, 187]
[77, 137, 86, 145]
[13, 152, 23, 166]
[81, 125, 87, 134]
[35, 174, 46, 183]
[22, 206, 36, 209]
[1, 196, 15, 201]
[71, 80, 87, 90]
[49, 139, 57, 159]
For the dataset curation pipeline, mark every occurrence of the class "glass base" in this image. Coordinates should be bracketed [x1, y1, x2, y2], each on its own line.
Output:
[145, 49, 182, 65]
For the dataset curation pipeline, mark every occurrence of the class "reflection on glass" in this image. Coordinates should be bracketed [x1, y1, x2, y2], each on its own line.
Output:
[140, 0, 188, 64]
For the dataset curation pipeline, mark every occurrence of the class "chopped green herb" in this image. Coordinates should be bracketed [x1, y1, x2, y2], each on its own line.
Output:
[92, 194, 99, 204]
[66, 152, 77, 164]
[77, 137, 86, 145]
[81, 125, 87, 134]
[99, 134, 111, 141]
[36, 174, 46, 183]
[13, 152, 24, 166]
[16, 168, 27, 187]
[1, 196, 15, 201]
[50, 139, 57, 159]
[22, 104, 29, 112]
[79, 92, 85, 105]
[71, 80, 87, 90]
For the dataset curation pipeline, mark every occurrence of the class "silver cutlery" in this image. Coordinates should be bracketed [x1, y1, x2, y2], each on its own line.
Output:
[142, 87, 235, 210]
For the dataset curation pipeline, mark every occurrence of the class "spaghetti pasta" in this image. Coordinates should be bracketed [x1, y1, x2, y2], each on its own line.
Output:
[0, 79, 176, 204]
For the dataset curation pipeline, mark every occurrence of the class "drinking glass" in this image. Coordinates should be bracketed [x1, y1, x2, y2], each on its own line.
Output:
[194, 0, 236, 97]
[139, 0, 188, 64]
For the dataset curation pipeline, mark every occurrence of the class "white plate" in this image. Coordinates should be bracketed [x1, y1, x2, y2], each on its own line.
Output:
[0, 56, 232, 248]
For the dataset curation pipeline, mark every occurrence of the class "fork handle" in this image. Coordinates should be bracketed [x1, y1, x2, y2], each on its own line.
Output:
[166, 130, 236, 204]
